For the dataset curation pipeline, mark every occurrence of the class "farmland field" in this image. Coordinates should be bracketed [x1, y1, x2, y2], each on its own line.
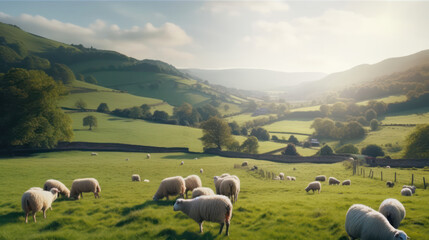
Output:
[264, 120, 314, 135]
[0, 151, 428, 239]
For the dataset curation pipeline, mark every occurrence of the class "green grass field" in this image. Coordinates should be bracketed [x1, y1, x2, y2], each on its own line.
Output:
[0, 151, 428, 239]
[224, 113, 277, 125]
[264, 120, 314, 135]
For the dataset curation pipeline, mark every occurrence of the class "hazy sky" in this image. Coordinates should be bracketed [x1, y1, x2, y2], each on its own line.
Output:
[1, 1, 429, 73]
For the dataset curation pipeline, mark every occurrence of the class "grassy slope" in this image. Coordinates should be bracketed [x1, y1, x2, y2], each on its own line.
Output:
[224, 113, 277, 125]
[264, 120, 314, 135]
[0, 151, 428, 239]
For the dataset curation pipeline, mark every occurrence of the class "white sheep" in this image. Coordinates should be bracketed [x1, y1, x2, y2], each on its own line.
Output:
[345, 204, 408, 240]
[91, 152, 98, 156]
[28, 187, 44, 191]
[286, 176, 292, 181]
[180, 161, 184, 165]
[173, 195, 233, 236]
[194, 157, 198, 160]
[305, 181, 321, 193]
[21, 188, 60, 223]
[386, 166, 391, 168]
[241, 161, 248, 167]
[153, 176, 185, 201]
[70, 178, 101, 199]
[147, 154, 151, 159]
[184, 175, 202, 198]
[43, 179, 70, 198]
[220, 173, 230, 178]
[279, 172, 285, 180]
[200, 168, 204, 174]
[379, 198, 406, 228]
[328, 177, 340, 185]
[342, 180, 351, 186]
[144, 179, 150, 183]
[290, 176, 296, 181]
[192, 187, 215, 198]
[401, 188, 412, 196]
[402, 185, 416, 194]
[132, 174, 141, 182]
[315, 175, 326, 182]
[386, 181, 395, 188]
[273, 176, 281, 180]
[219, 177, 240, 203]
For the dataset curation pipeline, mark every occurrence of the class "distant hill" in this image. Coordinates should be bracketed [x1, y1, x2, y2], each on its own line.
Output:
[286, 50, 429, 100]
[182, 68, 326, 91]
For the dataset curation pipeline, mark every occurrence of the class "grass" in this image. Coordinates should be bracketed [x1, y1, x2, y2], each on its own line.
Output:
[264, 120, 314, 135]
[0, 151, 428, 239]
[382, 108, 429, 125]
[357, 95, 407, 105]
[224, 113, 277, 125]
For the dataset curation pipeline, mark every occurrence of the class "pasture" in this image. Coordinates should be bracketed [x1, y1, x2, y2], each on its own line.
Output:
[1, 151, 428, 239]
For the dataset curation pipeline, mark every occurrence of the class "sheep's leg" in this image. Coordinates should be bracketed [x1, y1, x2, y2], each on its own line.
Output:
[219, 223, 224, 234]
[43, 208, 47, 218]
[199, 222, 204, 233]
[166, 195, 169, 201]
[25, 212, 29, 223]
[185, 191, 188, 199]
[80, 193, 83, 199]
[33, 212, 37, 223]
[225, 221, 230, 236]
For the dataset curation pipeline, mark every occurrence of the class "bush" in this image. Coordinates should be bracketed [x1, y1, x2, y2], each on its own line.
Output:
[282, 143, 299, 156]
[96, 103, 110, 113]
[288, 135, 299, 145]
[271, 135, 279, 141]
[250, 127, 270, 141]
[361, 144, 385, 157]
[319, 145, 334, 155]
[370, 119, 379, 131]
[335, 144, 359, 154]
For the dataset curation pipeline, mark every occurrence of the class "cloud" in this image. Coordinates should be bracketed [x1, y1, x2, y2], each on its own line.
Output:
[0, 12, 194, 63]
[201, 1, 289, 16]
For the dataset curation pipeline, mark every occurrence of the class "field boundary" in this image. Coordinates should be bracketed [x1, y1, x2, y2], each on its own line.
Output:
[366, 158, 429, 168]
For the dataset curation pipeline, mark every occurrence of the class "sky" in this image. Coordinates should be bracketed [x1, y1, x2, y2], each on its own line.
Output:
[1, 1, 429, 73]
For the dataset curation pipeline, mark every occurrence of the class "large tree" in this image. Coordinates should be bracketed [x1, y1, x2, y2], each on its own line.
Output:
[403, 124, 429, 159]
[240, 136, 259, 154]
[200, 117, 234, 150]
[48, 63, 75, 84]
[83, 115, 97, 130]
[0, 68, 73, 148]
[361, 144, 384, 158]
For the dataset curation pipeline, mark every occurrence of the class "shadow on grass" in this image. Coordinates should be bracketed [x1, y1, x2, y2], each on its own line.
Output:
[0, 211, 22, 226]
[157, 228, 216, 240]
[108, 118, 123, 121]
[161, 154, 209, 160]
[121, 200, 175, 216]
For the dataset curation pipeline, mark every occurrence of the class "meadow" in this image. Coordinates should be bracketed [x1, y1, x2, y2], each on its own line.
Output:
[0, 151, 428, 239]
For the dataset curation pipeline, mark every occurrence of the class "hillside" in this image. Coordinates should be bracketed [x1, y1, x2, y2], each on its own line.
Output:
[182, 68, 326, 91]
[286, 50, 429, 100]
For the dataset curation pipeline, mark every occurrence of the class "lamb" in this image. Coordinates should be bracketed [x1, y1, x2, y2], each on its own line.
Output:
[220, 177, 240, 203]
[173, 195, 233, 236]
[147, 153, 151, 159]
[241, 161, 248, 167]
[342, 180, 351, 186]
[402, 185, 416, 194]
[153, 176, 185, 201]
[70, 178, 101, 199]
[200, 168, 204, 174]
[401, 188, 412, 196]
[345, 204, 408, 240]
[180, 161, 184, 165]
[315, 175, 326, 182]
[132, 174, 141, 182]
[386, 181, 395, 188]
[279, 172, 285, 180]
[91, 152, 98, 156]
[43, 179, 70, 198]
[21, 188, 60, 223]
[184, 175, 202, 198]
[379, 198, 406, 228]
[273, 176, 281, 180]
[386, 166, 391, 168]
[144, 179, 150, 183]
[305, 181, 321, 193]
[328, 177, 341, 185]
[192, 187, 215, 198]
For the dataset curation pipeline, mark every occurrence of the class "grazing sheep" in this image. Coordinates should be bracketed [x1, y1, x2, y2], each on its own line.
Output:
[273, 176, 281, 180]
[342, 180, 351, 186]
[219, 177, 240, 203]
[305, 181, 321, 193]
[279, 173, 285, 180]
[250, 165, 258, 171]
[290, 176, 296, 181]
[194, 157, 198, 160]
[125, 158, 129, 161]
[28, 187, 43, 191]
[153, 176, 185, 201]
[21, 188, 60, 223]
[147, 154, 151, 159]
[180, 161, 184, 165]
[220, 173, 230, 178]
[200, 168, 204, 174]
[184, 175, 202, 198]
[213, 174, 230, 194]
[70, 178, 101, 199]
[402, 185, 416, 194]
[386, 181, 395, 188]
[132, 174, 141, 182]
[401, 188, 412, 196]
[144, 179, 150, 183]
[315, 175, 326, 182]
[293, 167, 296, 171]
[91, 152, 98, 156]
[43, 179, 70, 198]
[345, 204, 408, 240]
[173, 195, 233, 236]
[192, 187, 215, 198]
[241, 161, 248, 167]
[379, 198, 406, 228]
[328, 177, 341, 185]
[386, 166, 391, 168]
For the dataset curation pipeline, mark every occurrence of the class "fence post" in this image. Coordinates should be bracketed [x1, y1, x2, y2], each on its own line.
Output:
[424, 177, 426, 189]
[381, 171, 383, 181]
[394, 172, 397, 182]
[363, 169, 365, 178]
[360, 168, 363, 176]
[411, 174, 414, 185]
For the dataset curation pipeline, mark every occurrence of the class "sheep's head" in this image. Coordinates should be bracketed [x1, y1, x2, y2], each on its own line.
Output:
[305, 187, 310, 192]
[173, 199, 184, 211]
[50, 188, 60, 195]
[394, 230, 409, 240]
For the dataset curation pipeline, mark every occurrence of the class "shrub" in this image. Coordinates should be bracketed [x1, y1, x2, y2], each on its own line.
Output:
[370, 119, 379, 131]
[361, 144, 385, 158]
[282, 144, 299, 156]
[335, 144, 359, 154]
[96, 103, 110, 113]
[319, 145, 334, 155]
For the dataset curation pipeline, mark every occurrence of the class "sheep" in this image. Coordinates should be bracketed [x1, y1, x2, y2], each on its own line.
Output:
[220, 173, 230, 178]
[125, 158, 129, 161]
[213, 174, 231, 194]
[402, 185, 416, 194]
[220, 177, 240, 203]
[328, 177, 341, 185]
[91, 152, 98, 156]
[153, 176, 185, 201]
[132, 174, 141, 182]
[305, 181, 321, 193]
[21, 188, 60, 223]
[386, 166, 391, 168]
[286, 176, 292, 181]
[28, 187, 43, 191]
[180, 161, 184, 165]
[241, 161, 248, 167]
[144, 179, 150, 183]
[293, 167, 296, 171]
[279, 173, 285, 180]
[43, 179, 70, 198]
[273, 176, 281, 180]
[379, 198, 406, 228]
[194, 157, 198, 160]
[250, 165, 258, 171]
[386, 181, 395, 188]
[192, 187, 215, 198]
[342, 180, 351, 186]
[200, 168, 204, 174]
[147, 154, 151, 159]
[401, 188, 412, 196]
[345, 204, 408, 240]
[290, 176, 296, 181]
[184, 175, 202, 198]
[315, 175, 326, 182]
[173, 195, 233, 236]
[70, 178, 101, 199]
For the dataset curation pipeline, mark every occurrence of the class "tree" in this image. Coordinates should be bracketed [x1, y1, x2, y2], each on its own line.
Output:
[361, 144, 385, 158]
[152, 110, 169, 122]
[341, 121, 365, 139]
[403, 124, 429, 159]
[370, 119, 379, 131]
[75, 99, 87, 110]
[48, 63, 75, 84]
[0, 68, 73, 148]
[228, 121, 240, 135]
[331, 102, 347, 119]
[21, 55, 50, 70]
[288, 135, 299, 145]
[365, 109, 377, 122]
[224, 104, 230, 112]
[319, 145, 334, 155]
[174, 103, 195, 126]
[272, 135, 279, 141]
[240, 127, 248, 136]
[140, 104, 152, 119]
[200, 117, 234, 150]
[227, 140, 241, 152]
[250, 127, 270, 141]
[129, 106, 143, 119]
[197, 104, 220, 121]
[282, 143, 299, 156]
[96, 103, 110, 113]
[83, 115, 97, 130]
[240, 136, 259, 154]
[311, 118, 336, 138]
[84, 75, 97, 84]
[335, 144, 359, 154]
